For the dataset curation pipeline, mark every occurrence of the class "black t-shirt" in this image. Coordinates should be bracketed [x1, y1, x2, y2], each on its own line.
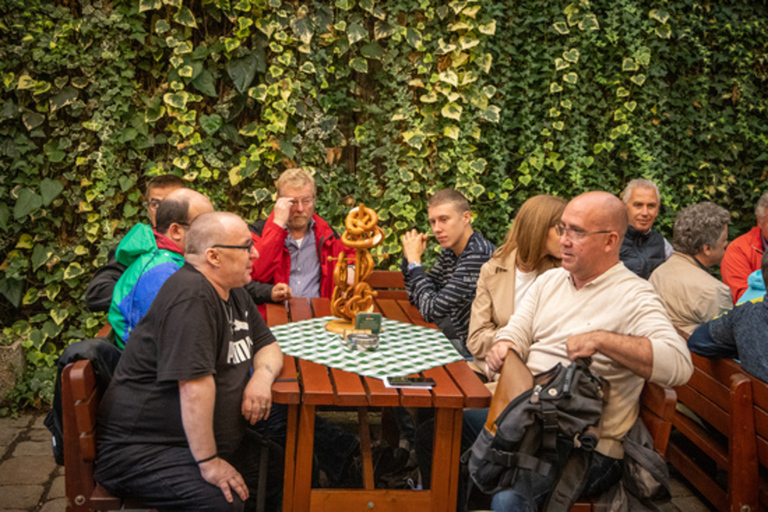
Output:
[97, 264, 276, 456]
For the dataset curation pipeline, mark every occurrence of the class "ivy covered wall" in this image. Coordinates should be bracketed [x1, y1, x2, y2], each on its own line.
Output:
[1, 0, 766, 407]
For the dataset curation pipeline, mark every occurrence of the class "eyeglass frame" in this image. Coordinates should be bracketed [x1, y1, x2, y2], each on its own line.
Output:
[554, 222, 614, 240]
[210, 239, 255, 251]
[144, 198, 163, 210]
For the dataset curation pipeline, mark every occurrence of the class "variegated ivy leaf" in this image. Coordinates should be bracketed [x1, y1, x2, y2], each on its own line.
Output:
[374, 20, 397, 40]
[482, 85, 496, 98]
[17, 74, 34, 90]
[163, 91, 189, 109]
[561, 98, 572, 110]
[550, 82, 563, 94]
[290, 16, 313, 45]
[478, 20, 496, 35]
[476, 53, 492, 73]
[336, 0, 354, 11]
[139, 0, 162, 12]
[563, 72, 578, 84]
[578, 14, 599, 31]
[441, 102, 463, 121]
[630, 74, 646, 86]
[179, 65, 194, 77]
[460, 70, 478, 86]
[155, 20, 170, 34]
[436, 5, 449, 19]
[51, 308, 69, 325]
[449, 21, 473, 32]
[435, 38, 456, 55]
[649, 9, 669, 24]
[229, 165, 244, 186]
[552, 121, 565, 131]
[622, 58, 638, 72]
[553, 21, 570, 35]
[348, 23, 367, 45]
[300, 62, 316, 74]
[480, 105, 500, 123]
[562, 48, 580, 63]
[349, 57, 368, 73]
[439, 69, 459, 87]
[164, 0, 182, 8]
[405, 27, 423, 48]
[555, 58, 570, 71]
[419, 90, 439, 103]
[655, 24, 671, 39]
[402, 130, 425, 149]
[459, 35, 480, 50]
[450, 1, 469, 15]
[64, 262, 84, 280]
[174, 6, 198, 28]
[444, 125, 460, 140]
[549, 108, 561, 118]
[636, 47, 651, 66]
[616, 87, 630, 97]
[624, 101, 637, 112]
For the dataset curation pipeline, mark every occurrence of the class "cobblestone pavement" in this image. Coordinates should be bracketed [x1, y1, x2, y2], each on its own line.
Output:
[0, 411, 715, 512]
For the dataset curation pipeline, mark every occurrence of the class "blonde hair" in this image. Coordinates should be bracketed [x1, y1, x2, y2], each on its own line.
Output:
[277, 168, 316, 196]
[495, 195, 567, 272]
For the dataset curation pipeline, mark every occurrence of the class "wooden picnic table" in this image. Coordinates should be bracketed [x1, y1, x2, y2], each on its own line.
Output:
[267, 297, 491, 512]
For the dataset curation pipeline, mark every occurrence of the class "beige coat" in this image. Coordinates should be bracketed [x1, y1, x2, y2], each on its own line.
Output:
[467, 249, 557, 390]
[649, 251, 733, 335]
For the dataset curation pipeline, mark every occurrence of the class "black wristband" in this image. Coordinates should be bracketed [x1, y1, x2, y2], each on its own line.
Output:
[195, 453, 218, 465]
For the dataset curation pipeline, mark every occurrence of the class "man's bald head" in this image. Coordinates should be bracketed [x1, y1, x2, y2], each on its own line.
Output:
[559, 191, 629, 288]
[155, 188, 214, 234]
[185, 212, 244, 256]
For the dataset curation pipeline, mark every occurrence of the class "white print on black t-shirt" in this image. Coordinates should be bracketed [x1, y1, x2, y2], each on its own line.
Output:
[232, 318, 249, 332]
[228, 335, 254, 365]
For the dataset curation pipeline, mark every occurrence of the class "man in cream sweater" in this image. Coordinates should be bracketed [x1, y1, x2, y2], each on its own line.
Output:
[485, 191, 693, 511]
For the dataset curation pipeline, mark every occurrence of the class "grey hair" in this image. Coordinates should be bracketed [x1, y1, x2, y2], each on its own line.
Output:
[672, 202, 730, 256]
[621, 178, 660, 204]
[755, 192, 768, 221]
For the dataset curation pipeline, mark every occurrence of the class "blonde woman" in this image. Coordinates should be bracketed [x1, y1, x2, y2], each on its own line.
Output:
[467, 194, 567, 385]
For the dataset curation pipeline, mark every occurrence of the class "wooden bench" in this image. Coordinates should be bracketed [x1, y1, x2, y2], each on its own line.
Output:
[62, 359, 145, 511]
[368, 270, 407, 300]
[667, 352, 767, 511]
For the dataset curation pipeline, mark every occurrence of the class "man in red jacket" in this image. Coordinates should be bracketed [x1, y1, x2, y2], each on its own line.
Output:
[249, 168, 353, 299]
[722, 192, 768, 303]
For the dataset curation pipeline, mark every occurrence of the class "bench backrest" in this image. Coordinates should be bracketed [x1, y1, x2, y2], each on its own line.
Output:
[671, 353, 759, 511]
[368, 270, 407, 300]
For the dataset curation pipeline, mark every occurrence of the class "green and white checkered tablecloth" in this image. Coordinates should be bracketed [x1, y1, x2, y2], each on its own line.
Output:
[270, 316, 464, 379]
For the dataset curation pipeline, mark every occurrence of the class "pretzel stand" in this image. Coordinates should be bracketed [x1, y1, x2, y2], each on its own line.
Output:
[326, 204, 385, 333]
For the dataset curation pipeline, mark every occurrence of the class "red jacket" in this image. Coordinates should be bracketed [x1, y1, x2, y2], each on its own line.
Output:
[721, 226, 765, 303]
[249, 212, 353, 299]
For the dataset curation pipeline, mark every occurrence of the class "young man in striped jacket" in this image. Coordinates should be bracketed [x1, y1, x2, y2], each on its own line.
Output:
[401, 189, 495, 356]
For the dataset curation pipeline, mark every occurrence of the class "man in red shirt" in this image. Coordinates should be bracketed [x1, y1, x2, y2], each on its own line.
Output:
[722, 192, 768, 303]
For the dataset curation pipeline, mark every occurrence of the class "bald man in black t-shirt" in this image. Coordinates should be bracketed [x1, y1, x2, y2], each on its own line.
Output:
[96, 212, 284, 512]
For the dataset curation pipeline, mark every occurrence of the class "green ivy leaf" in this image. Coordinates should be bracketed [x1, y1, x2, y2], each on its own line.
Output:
[519, 175, 532, 186]
[119, 176, 135, 192]
[0, 203, 9, 231]
[336, 0, 354, 10]
[0, 277, 24, 308]
[655, 24, 671, 39]
[200, 114, 223, 135]
[40, 178, 63, 206]
[191, 69, 218, 97]
[14, 188, 43, 220]
[279, 140, 296, 159]
[22, 111, 44, 131]
[349, 57, 368, 73]
[227, 54, 260, 93]
[361, 41, 384, 60]
[174, 6, 198, 28]
[31, 244, 52, 271]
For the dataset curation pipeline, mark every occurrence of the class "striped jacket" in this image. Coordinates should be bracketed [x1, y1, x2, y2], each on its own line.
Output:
[402, 231, 495, 346]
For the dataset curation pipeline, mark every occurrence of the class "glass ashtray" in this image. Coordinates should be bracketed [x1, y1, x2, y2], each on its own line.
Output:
[342, 333, 380, 352]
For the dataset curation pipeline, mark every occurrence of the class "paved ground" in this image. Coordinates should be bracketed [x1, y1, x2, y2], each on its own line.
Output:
[0, 411, 715, 512]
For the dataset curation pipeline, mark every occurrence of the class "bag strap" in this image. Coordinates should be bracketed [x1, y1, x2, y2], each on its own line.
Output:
[543, 449, 594, 511]
[490, 449, 554, 477]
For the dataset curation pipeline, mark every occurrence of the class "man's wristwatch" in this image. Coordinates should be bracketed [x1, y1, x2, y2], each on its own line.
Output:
[408, 262, 422, 272]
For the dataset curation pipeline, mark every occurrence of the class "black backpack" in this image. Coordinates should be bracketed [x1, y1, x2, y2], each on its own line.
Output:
[463, 358, 606, 510]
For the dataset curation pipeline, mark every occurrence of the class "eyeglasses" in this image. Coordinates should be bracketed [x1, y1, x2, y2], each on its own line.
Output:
[286, 196, 315, 207]
[555, 223, 613, 240]
[211, 240, 254, 251]
[145, 199, 162, 210]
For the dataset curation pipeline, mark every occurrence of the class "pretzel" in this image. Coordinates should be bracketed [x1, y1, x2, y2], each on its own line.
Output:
[345, 204, 378, 235]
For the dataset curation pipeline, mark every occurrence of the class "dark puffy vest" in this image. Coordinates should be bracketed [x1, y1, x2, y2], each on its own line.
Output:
[620, 226, 667, 279]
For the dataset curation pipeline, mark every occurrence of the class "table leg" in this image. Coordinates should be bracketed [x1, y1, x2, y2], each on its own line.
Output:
[294, 403, 316, 512]
[429, 407, 462, 512]
[282, 404, 298, 512]
[358, 407, 375, 490]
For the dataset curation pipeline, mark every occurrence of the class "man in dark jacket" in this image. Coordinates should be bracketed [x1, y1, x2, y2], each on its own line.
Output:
[249, 168, 352, 301]
[619, 178, 673, 279]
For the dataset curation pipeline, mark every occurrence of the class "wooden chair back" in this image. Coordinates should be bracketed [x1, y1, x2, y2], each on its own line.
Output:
[368, 270, 408, 300]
